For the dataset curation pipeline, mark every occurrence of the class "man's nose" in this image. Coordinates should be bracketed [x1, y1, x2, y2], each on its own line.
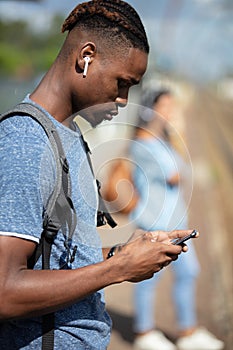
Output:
[115, 97, 128, 108]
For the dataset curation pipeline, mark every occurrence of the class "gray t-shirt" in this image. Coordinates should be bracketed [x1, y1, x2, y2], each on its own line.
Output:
[0, 96, 112, 349]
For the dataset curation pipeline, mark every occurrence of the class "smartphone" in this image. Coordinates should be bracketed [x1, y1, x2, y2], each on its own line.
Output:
[171, 230, 198, 246]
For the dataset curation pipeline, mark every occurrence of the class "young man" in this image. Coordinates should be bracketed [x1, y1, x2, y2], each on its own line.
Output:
[0, 1, 196, 349]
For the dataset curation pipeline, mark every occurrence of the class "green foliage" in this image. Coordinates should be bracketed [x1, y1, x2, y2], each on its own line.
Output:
[0, 15, 64, 79]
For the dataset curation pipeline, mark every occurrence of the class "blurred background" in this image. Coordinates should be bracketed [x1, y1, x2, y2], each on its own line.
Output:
[0, 1, 232, 349]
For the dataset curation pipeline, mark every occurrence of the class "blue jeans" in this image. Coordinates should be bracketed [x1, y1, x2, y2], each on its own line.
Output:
[133, 241, 200, 333]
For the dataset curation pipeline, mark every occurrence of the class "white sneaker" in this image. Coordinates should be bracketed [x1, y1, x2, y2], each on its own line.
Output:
[176, 327, 225, 350]
[134, 330, 177, 350]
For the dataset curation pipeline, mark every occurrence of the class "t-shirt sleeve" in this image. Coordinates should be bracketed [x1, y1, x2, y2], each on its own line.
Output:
[0, 131, 55, 243]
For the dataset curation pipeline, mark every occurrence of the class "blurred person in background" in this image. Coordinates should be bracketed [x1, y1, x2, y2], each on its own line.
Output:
[130, 89, 224, 350]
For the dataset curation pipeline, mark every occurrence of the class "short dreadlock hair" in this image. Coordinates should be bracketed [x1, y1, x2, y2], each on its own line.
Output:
[62, 0, 149, 54]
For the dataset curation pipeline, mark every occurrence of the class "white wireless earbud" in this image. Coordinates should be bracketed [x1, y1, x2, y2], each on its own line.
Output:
[83, 57, 91, 78]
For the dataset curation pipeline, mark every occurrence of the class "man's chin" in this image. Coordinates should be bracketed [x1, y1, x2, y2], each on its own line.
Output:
[89, 116, 104, 128]
[78, 114, 98, 128]
[89, 120, 99, 128]
[79, 110, 112, 128]
[88, 116, 106, 128]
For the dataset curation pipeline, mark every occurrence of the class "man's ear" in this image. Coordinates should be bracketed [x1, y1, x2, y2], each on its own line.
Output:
[76, 42, 96, 72]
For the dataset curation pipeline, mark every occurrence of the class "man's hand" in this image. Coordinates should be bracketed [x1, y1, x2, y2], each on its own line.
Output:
[111, 229, 199, 283]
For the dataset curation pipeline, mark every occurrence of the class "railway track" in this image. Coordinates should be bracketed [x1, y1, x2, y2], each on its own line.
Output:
[192, 90, 232, 246]
[185, 88, 233, 349]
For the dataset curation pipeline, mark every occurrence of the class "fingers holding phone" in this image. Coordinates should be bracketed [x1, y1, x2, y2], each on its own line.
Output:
[170, 229, 199, 246]
[149, 229, 199, 254]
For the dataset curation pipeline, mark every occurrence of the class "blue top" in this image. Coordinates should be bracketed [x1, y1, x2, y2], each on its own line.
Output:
[130, 137, 188, 231]
[0, 96, 111, 349]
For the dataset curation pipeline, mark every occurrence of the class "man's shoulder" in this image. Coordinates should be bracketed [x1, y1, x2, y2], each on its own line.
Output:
[0, 113, 48, 141]
[0, 114, 55, 182]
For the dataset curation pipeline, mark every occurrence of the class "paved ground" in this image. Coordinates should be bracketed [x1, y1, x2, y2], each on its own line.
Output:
[98, 87, 232, 350]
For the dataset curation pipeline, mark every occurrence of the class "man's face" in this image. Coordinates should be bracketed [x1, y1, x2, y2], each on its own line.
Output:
[76, 47, 148, 127]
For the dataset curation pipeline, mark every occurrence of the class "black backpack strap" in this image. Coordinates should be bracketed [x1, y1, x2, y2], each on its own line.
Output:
[80, 134, 117, 228]
[96, 179, 117, 228]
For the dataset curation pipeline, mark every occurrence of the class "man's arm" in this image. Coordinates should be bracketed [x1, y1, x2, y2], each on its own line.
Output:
[0, 229, 196, 321]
